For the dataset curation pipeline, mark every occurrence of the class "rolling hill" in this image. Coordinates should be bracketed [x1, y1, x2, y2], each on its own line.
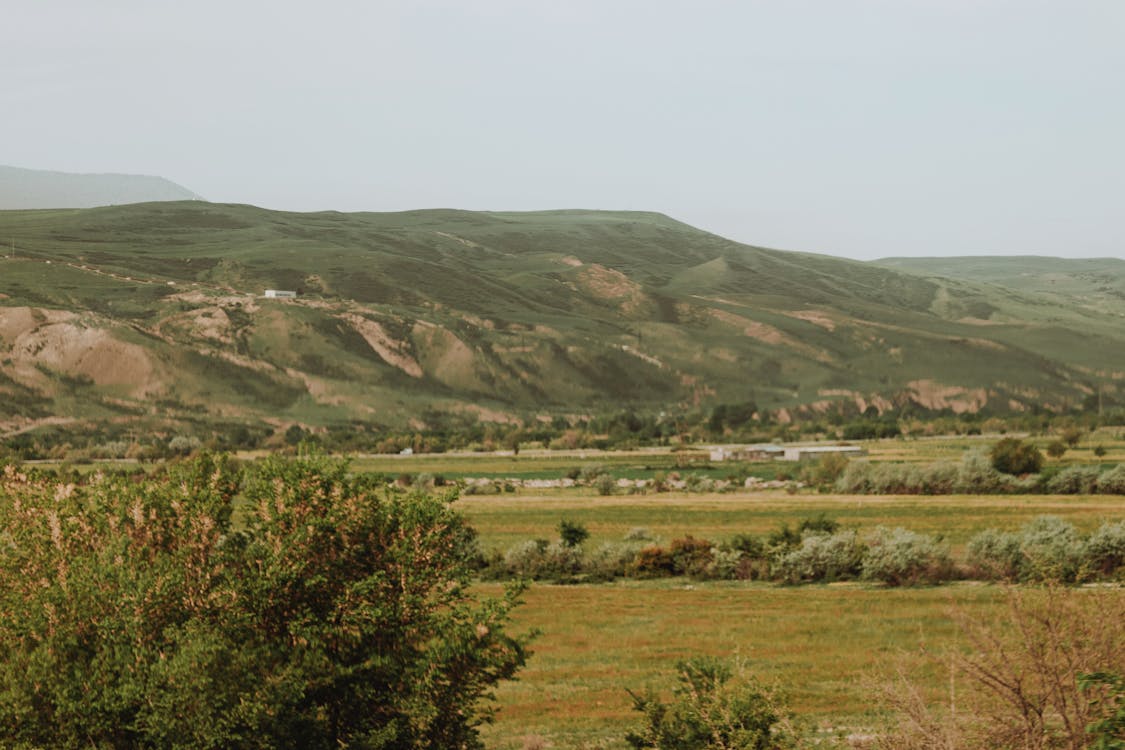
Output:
[0, 201, 1122, 436]
[0, 165, 202, 210]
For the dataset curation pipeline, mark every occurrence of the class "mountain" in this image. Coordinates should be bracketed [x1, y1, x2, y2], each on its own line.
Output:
[0, 165, 201, 210]
[0, 201, 1122, 435]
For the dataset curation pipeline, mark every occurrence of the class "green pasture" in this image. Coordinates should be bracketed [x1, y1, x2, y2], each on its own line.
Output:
[477, 581, 1005, 749]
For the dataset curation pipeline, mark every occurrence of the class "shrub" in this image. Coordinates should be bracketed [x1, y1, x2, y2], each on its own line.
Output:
[625, 657, 797, 750]
[957, 450, 1012, 493]
[0, 453, 528, 749]
[1046, 465, 1100, 494]
[1019, 515, 1086, 582]
[593, 473, 617, 496]
[990, 437, 1044, 476]
[1084, 521, 1125, 579]
[1098, 464, 1125, 495]
[834, 460, 873, 494]
[586, 541, 644, 582]
[861, 527, 954, 586]
[502, 539, 583, 581]
[966, 528, 1024, 580]
[670, 535, 715, 577]
[771, 530, 865, 584]
[630, 545, 675, 578]
[1046, 439, 1067, 458]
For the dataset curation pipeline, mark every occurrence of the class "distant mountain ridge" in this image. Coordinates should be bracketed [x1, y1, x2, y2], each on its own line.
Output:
[0, 165, 201, 209]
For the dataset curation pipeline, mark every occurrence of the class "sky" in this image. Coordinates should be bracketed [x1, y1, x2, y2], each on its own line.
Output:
[3, 1, 1124, 260]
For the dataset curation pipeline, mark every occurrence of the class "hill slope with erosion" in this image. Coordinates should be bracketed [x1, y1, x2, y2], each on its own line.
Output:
[1, 202, 1122, 435]
[0, 165, 201, 209]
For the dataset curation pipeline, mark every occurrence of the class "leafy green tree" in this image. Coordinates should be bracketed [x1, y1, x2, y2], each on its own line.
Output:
[1046, 439, 1067, 459]
[625, 658, 796, 749]
[0, 453, 528, 749]
[558, 519, 590, 548]
[990, 437, 1044, 476]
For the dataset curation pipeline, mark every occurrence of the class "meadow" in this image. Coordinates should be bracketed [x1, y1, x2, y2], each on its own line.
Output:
[448, 483, 1121, 748]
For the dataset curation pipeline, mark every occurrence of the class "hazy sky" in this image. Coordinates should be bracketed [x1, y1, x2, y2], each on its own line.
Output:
[4, 1, 1123, 260]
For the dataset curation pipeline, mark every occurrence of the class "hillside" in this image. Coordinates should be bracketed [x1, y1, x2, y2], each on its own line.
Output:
[0, 165, 201, 209]
[1, 202, 1122, 436]
[876, 256, 1125, 317]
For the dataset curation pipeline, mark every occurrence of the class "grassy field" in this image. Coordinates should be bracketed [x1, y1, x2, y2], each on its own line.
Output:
[457, 485, 1125, 748]
[477, 581, 1004, 749]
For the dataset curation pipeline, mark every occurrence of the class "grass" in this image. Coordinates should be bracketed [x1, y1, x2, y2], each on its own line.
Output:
[477, 580, 1004, 749]
[456, 485, 1125, 747]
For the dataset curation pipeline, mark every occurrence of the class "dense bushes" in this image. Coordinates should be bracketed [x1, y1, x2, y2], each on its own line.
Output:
[967, 516, 1125, 583]
[489, 515, 1125, 586]
[0, 454, 529, 750]
[834, 453, 1125, 495]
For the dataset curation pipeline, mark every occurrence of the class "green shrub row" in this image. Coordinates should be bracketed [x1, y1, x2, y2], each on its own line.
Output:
[483, 516, 1125, 586]
[833, 453, 1125, 495]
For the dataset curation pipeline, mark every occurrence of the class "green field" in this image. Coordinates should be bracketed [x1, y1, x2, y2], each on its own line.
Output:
[448, 483, 1125, 748]
[477, 581, 1004, 749]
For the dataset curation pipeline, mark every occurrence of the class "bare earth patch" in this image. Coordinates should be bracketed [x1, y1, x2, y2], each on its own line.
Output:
[341, 313, 423, 378]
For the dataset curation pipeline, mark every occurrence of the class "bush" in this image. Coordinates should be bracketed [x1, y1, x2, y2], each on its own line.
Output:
[625, 658, 797, 750]
[1098, 464, 1125, 495]
[861, 527, 954, 586]
[0, 453, 529, 749]
[593, 473, 617, 496]
[1046, 465, 1100, 494]
[670, 535, 715, 577]
[1019, 515, 1086, 582]
[966, 528, 1024, 580]
[771, 530, 865, 584]
[630, 545, 676, 578]
[1084, 521, 1125, 579]
[990, 437, 1044, 476]
[957, 450, 1012, 493]
[585, 541, 644, 582]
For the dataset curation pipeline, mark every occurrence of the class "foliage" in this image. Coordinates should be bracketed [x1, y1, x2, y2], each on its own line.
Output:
[625, 658, 796, 750]
[876, 586, 1125, 750]
[0, 454, 528, 749]
[1080, 672, 1125, 750]
[861, 527, 953, 586]
[1045, 465, 1100, 494]
[559, 519, 591, 548]
[990, 437, 1044, 476]
[1084, 522, 1125, 579]
[771, 530, 865, 584]
[1098, 464, 1125, 494]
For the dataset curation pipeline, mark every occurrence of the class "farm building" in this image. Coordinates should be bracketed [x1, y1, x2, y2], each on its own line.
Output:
[263, 289, 297, 298]
[781, 445, 866, 462]
[709, 444, 785, 462]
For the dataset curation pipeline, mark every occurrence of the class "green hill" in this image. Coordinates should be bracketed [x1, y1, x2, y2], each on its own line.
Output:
[1, 202, 1122, 436]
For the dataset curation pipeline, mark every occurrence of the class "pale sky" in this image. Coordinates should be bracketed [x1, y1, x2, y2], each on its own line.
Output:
[4, 1, 1123, 260]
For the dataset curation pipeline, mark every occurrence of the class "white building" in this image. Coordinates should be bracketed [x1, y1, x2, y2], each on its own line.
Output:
[263, 289, 297, 298]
